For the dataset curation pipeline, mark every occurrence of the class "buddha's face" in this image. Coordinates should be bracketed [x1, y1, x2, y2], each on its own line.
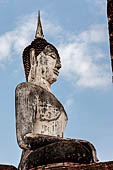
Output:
[36, 45, 61, 84]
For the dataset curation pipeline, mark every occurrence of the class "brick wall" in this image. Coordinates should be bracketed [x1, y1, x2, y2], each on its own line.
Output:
[30, 161, 113, 170]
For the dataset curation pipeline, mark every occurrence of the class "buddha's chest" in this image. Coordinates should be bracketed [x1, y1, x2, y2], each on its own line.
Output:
[35, 97, 62, 121]
[31, 91, 67, 137]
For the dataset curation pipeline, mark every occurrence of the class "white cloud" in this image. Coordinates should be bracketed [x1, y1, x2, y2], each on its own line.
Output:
[0, 13, 36, 63]
[0, 12, 110, 88]
[0, 12, 62, 64]
[59, 24, 110, 88]
[78, 24, 107, 44]
[0, 33, 12, 61]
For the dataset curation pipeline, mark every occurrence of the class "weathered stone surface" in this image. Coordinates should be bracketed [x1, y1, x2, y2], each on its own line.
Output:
[29, 161, 113, 170]
[27, 44, 61, 91]
[18, 140, 96, 170]
[23, 134, 97, 160]
[16, 82, 97, 169]
[15, 82, 68, 149]
[0, 165, 18, 170]
[35, 11, 44, 39]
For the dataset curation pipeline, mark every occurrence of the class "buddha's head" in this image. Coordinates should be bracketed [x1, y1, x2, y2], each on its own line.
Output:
[23, 11, 61, 87]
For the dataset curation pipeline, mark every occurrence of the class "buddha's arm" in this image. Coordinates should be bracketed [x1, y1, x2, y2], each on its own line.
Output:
[15, 83, 36, 149]
[15, 83, 62, 150]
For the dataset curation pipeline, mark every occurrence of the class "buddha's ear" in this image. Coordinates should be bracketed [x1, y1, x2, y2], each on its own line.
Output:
[30, 48, 36, 66]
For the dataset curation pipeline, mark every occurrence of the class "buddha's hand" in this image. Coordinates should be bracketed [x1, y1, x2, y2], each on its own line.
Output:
[24, 133, 43, 150]
[19, 140, 29, 150]
[25, 133, 35, 138]
[23, 133, 35, 150]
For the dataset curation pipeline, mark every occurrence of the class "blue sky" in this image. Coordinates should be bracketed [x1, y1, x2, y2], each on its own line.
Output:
[0, 0, 113, 167]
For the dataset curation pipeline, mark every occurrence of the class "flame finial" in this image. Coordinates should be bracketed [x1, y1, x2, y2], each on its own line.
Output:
[35, 11, 44, 39]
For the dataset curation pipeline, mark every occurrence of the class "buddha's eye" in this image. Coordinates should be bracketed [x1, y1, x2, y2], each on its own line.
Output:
[50, 54, 56, 59]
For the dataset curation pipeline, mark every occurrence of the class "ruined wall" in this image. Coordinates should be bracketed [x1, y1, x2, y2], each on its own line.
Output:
[107, 0, 113, 74]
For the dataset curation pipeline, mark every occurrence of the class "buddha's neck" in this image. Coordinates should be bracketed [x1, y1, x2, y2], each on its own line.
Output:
[30, 76, 51, 92]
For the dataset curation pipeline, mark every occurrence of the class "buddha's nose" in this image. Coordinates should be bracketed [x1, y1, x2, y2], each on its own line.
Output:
[56, 63, 61, 70]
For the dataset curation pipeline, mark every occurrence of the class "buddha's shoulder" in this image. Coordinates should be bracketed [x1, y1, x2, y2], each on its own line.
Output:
[15, 82, 59, 102]
[16, 82, 43, 93]
[15, 82, 48, 101]
[16, 82, 56, 100]
[15, 82, 68, 119]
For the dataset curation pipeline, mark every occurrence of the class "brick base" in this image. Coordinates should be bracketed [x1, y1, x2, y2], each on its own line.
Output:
[30, 161, 113, 170]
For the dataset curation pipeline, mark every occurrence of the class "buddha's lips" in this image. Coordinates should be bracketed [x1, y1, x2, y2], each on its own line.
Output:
[53, 68, 59, 75]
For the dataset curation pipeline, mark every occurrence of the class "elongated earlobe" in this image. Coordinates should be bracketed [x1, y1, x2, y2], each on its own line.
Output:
[29, 48, 36, 80]
[30, 48, 36, 66]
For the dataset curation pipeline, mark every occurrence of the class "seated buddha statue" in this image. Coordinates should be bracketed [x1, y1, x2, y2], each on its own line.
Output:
[15, 11, 98, 170]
